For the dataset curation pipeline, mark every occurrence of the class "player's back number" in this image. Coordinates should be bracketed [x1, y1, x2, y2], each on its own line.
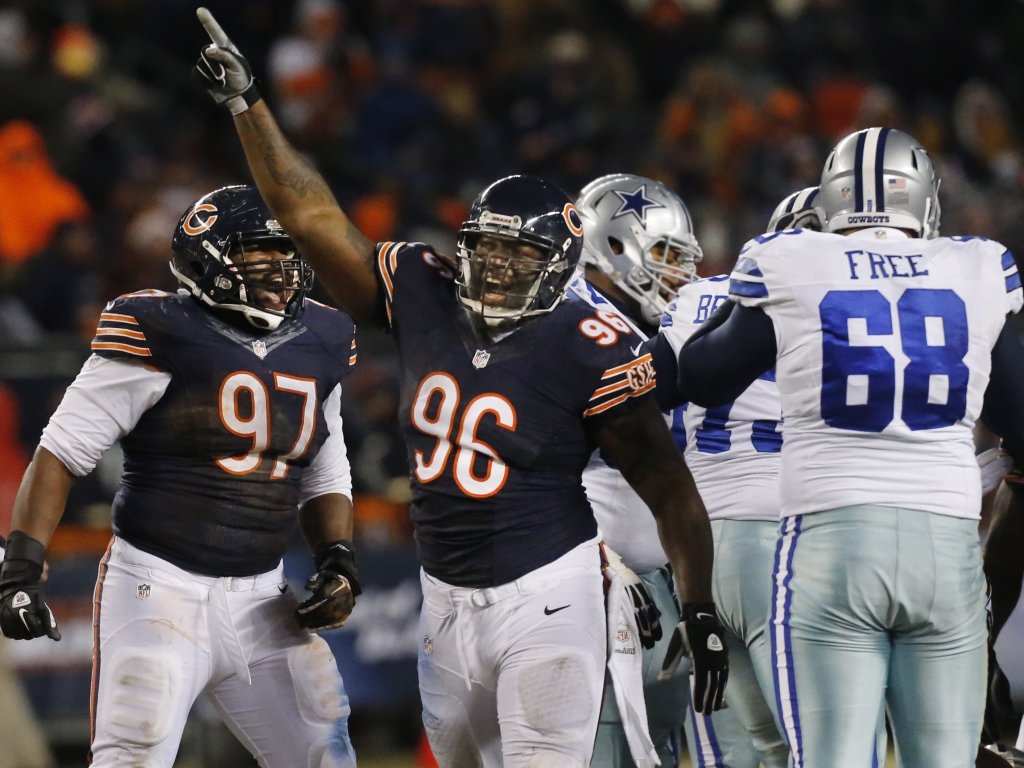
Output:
[819, 288, 969, 432]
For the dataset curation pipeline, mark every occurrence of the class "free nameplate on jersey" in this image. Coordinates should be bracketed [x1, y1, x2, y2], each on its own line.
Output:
[844, 250, 929, 280]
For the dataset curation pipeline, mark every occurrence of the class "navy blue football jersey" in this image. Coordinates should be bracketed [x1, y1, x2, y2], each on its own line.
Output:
[91, 291, 356, 576]
[375, 241, 657, 587]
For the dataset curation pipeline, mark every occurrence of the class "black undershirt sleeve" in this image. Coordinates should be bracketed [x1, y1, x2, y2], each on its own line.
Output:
[981, 318, 1024, 465]
[646, 333, 683, 412]
[676, 300, 778, 408]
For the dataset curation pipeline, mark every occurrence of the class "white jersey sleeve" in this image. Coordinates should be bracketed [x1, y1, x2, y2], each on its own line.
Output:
[728, 227, 1021, 520]
[661, 278, 782, 522]
[39, 355, 172, 476]
[298, 384, 353, 505]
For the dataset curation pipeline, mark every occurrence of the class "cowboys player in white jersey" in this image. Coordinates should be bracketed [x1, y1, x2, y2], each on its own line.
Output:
[651, 188, 824, 768]
[671, 126, 1024, 768]
[571, 174, 757, 768]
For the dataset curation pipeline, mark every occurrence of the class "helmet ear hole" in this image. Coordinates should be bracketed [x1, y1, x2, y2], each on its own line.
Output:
[607, 237, 624, 255]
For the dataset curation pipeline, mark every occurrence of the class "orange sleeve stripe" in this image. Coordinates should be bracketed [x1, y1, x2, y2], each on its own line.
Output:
[584, 380, 656, 417]
[350, 340, 357, 349]
[349, 354, 358, 365]
[389, 241, 402, 274]
[590, 379, 632, 400]
[601, 353, 653, 379]
[583, 392, 632, 417]
[99, 312, 138, 325]
[377, 242, 395, 298]
[91, 341, 152, 357]
[632, 379, 657, 397]
[95, 328, 147, 340]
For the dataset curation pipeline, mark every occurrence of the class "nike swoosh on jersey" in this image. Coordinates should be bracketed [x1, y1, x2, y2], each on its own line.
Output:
[544, 605, 570, 615]
[695, 612, 715, 621]
[630, 343, 643, 356]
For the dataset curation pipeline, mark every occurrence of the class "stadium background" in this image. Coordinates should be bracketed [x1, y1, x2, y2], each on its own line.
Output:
[1, 0, 1024, 765]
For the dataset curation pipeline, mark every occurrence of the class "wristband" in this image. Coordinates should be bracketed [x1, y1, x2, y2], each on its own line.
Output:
[225, 81, 262, 116]
[314, 539, 360, 596]
[681, 602, 719, 622]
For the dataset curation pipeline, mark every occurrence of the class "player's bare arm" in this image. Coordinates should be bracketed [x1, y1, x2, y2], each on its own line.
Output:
[10, 447, 76, 547]
[590, 398, 727, 715]
[0, 447, 74, 641]
[590, 400, 712, 603]
[193, 8, 379, 324]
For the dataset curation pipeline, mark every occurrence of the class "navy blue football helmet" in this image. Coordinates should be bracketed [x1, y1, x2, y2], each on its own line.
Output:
[171, 185, 313, 330]
[456, 175, 584, 328]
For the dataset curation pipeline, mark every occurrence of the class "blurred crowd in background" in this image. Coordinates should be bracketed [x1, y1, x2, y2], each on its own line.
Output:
[2, 0, 1024, 542]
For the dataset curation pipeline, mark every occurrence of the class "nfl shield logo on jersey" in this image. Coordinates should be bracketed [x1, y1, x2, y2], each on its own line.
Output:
[136, 583, 151, 600]
[423, 636, 433, 655]
[472, 349, 490, 369]
[252, 339, 268, 359]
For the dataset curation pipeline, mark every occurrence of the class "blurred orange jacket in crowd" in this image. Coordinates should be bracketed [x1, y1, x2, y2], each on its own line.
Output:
[0, 120, 89, 264]
[0, 385, 28, 537]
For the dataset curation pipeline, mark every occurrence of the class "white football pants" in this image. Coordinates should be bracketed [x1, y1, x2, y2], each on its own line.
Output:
[89, 537, 355, 768]
[418, 537, 607, 768]
[771, 506, 987, 768]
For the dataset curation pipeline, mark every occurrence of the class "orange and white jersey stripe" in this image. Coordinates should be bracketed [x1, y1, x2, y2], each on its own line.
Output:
[93, 312, 151, 357]
[583, 353, 656, 418]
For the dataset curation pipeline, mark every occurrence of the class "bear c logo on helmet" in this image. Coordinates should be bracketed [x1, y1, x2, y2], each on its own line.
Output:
[183, 204, 219, 236]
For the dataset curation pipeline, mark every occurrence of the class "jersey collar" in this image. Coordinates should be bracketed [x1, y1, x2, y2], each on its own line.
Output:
[567, 272, 651, 341]
[845, 227, 912, 242]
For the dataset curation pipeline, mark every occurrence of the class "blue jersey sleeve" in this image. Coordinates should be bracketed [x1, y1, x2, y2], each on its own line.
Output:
[375, 240, 456, 327]
[91, 291, 177, 367]
[563, 303, 657, 426]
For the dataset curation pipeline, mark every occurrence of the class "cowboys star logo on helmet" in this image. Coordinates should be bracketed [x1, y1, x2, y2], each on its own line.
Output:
[576, 174, 702, 325]
[611, 184, 665, 227]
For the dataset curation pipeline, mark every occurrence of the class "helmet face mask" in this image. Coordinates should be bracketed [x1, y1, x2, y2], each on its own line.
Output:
[456, 233, 565, 327]
[171, 186, 314, 330]
[576, 174, 702, 325]
[227, 240, 313, 318]
[455, 175, 582, 332]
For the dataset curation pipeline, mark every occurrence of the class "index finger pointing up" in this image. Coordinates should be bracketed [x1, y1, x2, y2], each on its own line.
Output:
[197, 7, 231, 48]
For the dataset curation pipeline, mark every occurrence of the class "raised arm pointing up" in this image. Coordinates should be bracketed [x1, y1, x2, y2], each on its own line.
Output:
[193, 7, 380, 323]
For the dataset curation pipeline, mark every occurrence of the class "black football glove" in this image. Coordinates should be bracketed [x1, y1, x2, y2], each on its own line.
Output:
[0, 531, 60, 641]
[604, 546, 662, 649]
[659, 602, 728, 716]
[193, 8, 261, 115]
[296, 539, 361, 632]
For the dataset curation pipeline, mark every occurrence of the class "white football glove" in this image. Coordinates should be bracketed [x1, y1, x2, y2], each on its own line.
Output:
[193, 8, 261, 115]
[604, 545, 662, 649]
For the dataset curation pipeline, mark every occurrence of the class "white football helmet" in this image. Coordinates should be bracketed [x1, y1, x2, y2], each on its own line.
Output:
[820, 127, 941, 238]
[767, 187, 826, 233]
[575, 174, 702, 325]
